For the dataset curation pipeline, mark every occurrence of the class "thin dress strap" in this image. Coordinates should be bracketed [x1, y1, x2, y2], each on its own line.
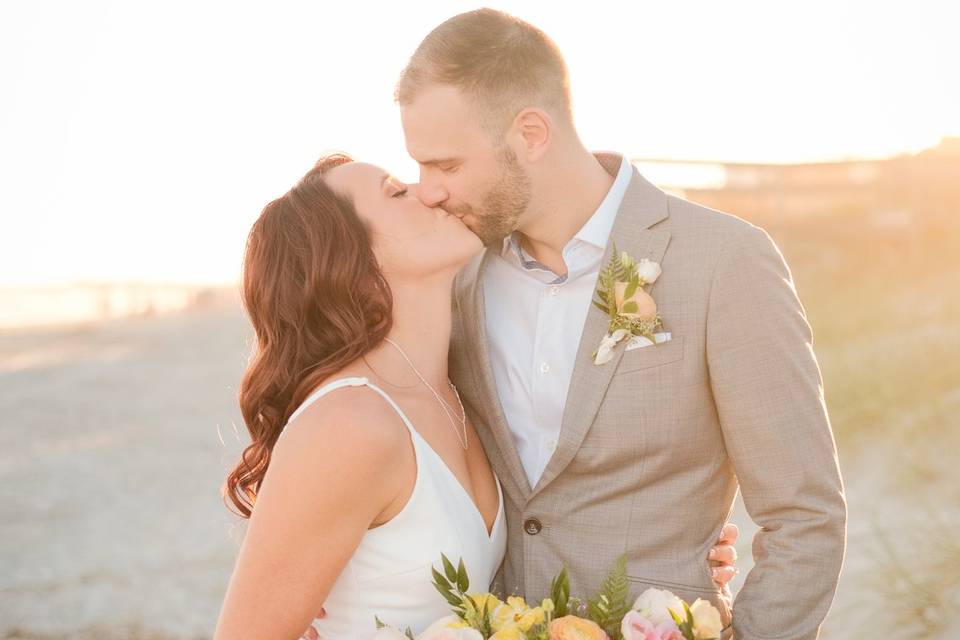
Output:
[283, 376, 420, 445]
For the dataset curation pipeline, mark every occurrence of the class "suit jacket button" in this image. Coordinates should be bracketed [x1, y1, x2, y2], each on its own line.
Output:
[524, 518, 542, 535]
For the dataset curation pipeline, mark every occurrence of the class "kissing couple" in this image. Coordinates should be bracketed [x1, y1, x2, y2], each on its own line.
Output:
[215, 9, 846, 640]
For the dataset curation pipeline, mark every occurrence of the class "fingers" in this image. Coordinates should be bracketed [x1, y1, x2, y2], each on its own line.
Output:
[299, 608, 326, 640]
[711, 565, 738, 587]
[717, 523, 739, 546]
[708, 544, 738, 566]
[719, 582, 733, 607]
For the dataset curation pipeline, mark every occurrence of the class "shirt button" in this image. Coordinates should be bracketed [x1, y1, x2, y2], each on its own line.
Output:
[549, 285, 560, 296]
[524, 518, 543, 535]
[539, 362, 550, 373]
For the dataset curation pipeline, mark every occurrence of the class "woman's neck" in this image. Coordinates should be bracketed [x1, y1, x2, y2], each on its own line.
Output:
[362, 273, 454, 391]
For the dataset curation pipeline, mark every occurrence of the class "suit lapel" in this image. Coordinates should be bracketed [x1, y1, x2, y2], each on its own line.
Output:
[531, 168, 671, 498]
[457, 248, 533, 503]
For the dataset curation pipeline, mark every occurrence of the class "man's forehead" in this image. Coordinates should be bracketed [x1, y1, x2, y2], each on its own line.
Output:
[403, 83, 469, 114]
[402, 86, 484, 139]
[403, 110, 489, 164]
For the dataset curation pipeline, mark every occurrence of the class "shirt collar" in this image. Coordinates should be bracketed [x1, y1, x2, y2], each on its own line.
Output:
[572, 153, 633, 249]
[498, 153, 633, 282]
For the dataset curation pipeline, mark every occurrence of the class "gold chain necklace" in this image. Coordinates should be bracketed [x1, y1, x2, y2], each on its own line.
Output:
[383, 338, 468, 450]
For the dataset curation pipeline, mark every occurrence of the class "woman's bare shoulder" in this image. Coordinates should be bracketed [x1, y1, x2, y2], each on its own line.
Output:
[273, 383, 409, 471]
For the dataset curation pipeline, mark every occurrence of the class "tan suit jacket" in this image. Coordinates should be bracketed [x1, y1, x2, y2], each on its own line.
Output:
[449, 154, 846, 639]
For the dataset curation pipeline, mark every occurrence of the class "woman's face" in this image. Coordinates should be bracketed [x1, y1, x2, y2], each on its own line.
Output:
[324, 161, 483, 279]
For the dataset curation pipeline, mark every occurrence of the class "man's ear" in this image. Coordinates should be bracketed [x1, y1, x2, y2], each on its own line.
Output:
[512, 107, 552, 162]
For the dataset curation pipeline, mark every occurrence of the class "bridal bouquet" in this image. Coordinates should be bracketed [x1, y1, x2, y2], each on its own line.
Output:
[373, 555, 724, 640]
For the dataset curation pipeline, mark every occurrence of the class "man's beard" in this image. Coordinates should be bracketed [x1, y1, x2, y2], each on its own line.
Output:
[458, 147, 532, 247]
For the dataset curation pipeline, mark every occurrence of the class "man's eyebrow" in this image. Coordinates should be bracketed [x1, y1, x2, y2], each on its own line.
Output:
[417, 157, 459, 166]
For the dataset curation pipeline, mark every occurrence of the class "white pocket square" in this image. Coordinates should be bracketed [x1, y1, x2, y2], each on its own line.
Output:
[624, 331, 672, 351]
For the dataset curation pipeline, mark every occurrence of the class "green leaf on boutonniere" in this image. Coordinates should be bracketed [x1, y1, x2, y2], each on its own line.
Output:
[592, 299, 611, 315]
[623, 274, 639, 302]
[375, 616, 387, 629]
[621, 301, 639, 314]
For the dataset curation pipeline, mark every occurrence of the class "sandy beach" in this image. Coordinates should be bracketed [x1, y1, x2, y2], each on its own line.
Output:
[1, 296, 250, 639]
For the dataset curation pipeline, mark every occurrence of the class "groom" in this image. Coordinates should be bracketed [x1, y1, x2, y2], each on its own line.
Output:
[397, 9, 846, 640]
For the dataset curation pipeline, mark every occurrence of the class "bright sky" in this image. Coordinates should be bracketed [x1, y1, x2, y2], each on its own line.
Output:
[1, 0, 958, 285]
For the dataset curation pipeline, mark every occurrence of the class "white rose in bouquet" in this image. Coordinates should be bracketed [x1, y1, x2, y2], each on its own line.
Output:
[632, 588, 685, 629]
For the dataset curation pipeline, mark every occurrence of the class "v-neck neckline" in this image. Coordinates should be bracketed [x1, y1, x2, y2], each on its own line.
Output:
[416, 435, 504, 540]
[363, 378, 503, 540]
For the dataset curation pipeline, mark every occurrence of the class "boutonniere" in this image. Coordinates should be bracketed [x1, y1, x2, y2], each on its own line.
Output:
[591, 244, 663, 365]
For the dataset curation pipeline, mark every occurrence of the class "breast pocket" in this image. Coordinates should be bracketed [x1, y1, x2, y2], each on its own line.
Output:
[614, 335, 684, 375]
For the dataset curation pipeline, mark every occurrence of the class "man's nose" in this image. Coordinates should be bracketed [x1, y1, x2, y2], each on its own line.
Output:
[414, 181, 448, 207]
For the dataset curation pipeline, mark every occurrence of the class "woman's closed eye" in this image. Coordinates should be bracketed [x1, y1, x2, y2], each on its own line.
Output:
[391, 188, 408, 198]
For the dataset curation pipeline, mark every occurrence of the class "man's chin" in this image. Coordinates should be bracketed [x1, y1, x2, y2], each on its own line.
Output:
[457, 215, 511, 247]
[475, 227, 509, 248]
[461, 220, 491, 245]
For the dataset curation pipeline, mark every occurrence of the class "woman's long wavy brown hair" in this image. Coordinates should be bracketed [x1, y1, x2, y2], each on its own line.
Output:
[225, 153, 393, 518]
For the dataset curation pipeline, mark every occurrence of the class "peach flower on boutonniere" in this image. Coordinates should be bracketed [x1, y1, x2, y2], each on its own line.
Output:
[592, 245, 664, 365]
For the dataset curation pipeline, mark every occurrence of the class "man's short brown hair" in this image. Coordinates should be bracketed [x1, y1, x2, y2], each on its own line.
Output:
[396, 9, 572, 138]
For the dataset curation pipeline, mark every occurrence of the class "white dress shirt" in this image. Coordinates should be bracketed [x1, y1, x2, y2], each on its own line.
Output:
[483, 154, 633, 489]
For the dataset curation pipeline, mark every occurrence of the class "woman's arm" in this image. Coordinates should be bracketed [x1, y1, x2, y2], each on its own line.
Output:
[214, 389, 411, 640]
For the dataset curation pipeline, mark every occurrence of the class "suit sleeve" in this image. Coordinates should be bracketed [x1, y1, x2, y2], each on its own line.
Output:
[706, 224, 846, 640]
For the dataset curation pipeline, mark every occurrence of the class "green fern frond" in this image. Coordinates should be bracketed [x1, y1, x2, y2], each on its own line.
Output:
[587, 555, 630, 640]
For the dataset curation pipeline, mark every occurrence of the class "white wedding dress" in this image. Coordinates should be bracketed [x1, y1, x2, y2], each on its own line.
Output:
[283, 377, 507, 639]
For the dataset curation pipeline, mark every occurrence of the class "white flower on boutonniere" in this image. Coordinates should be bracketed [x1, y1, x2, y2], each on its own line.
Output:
[591, 245, 664, 365]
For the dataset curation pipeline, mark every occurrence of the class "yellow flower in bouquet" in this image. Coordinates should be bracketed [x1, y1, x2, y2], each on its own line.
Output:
[491, 596, 549, 633]
[463, 593, 505, 621]
[489, 627, 526, 640]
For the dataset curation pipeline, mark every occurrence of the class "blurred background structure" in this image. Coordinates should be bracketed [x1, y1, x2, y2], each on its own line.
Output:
[2, 1, 958, 638]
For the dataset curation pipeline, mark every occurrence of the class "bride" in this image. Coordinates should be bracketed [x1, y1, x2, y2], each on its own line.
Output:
[213, 154, 737, 639]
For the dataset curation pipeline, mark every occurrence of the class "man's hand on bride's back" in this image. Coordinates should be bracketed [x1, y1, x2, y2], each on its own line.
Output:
[709, 523, 740, 592]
